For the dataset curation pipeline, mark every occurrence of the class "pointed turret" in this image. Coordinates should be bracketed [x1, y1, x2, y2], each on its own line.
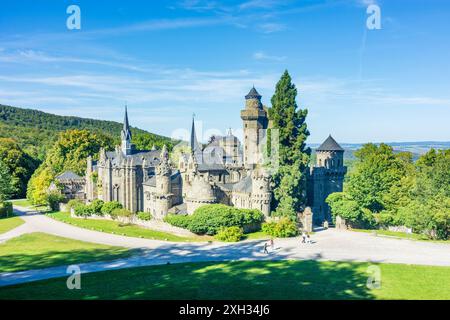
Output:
[121, 105, 133, 155]
[190, 115, 203, 163]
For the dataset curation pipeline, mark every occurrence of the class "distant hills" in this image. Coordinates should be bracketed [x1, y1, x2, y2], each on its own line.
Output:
[1, 103, 448, 162]
[309, 141, 450, 161]
[0, 104, 172, 160]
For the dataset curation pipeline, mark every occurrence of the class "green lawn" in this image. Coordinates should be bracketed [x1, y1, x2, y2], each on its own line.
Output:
[11, 199, 48, 212]
[48, 211, 211, 242]
[0, 232, 135, 273]
[0, 260, 448, 300]
[352, 228, 449, 243]
[0, 216, 24, 234]
[10, 199, 33, 207]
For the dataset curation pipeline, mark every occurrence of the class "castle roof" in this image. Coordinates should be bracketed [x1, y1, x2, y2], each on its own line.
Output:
[245, 86, 261, 100]
[105, 149, 161, 166]
[55, 171, 83, 181]
[316, 135, 344, 152]
[232, 175, 252, 193]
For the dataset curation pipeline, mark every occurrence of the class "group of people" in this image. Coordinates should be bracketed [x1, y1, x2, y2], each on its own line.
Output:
[262, 230, 313, 254]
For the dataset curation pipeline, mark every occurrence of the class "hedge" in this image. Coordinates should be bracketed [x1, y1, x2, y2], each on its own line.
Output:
[137, 211, 152, 221]
[262, 218, 299, 238]
[165, 204, 264, 236]
[101, 201, 123, 215]
[0, 202, 13, 218]
[215, 226, 244, 242]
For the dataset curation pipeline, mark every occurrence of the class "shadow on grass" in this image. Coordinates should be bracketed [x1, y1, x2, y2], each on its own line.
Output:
[0, 237, 376, 300]
[0, 248, 137, 273]
[0, 259, 374, 300]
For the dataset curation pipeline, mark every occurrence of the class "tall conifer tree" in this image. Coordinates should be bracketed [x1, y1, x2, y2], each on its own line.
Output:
[269, 70, 311, 218]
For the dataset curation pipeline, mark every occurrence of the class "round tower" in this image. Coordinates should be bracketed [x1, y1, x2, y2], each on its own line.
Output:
[240, 87, 269, 168]
[185, 175, 216, 215]
[251, 168, 271, 217]
[315, 135, 344, 168]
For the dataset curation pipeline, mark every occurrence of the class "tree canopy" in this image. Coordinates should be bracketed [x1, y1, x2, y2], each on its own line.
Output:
[27, 129, 115, 205]
[268, 70, 311, 218]
[326, 145, 449, 239]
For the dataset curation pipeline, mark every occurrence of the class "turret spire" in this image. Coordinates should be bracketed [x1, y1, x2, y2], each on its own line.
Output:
[190, 115, 200, 153]
[121, 105, 133, 155]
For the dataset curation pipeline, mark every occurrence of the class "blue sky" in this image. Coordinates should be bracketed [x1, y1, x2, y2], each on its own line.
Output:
[1, 0, 449, 143]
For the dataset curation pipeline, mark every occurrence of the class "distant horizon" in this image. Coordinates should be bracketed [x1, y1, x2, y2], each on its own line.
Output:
[2, 102, 449, 146]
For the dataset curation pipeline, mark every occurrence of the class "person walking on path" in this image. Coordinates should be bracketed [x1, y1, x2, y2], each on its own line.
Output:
[306, 233, 312, 244]
[263, 242, 269, 254]
[301, 231, 306, 244]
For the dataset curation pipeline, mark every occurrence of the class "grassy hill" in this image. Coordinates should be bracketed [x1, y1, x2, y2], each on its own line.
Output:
[0, 104, 172, 160]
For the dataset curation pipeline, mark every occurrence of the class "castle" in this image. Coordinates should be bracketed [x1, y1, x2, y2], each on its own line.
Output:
[57, 87, 346, 225]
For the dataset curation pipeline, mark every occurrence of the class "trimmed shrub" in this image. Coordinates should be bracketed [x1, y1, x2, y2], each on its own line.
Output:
[110, 208, 132, 220]
[66, 199, 83, 212]
[88, 199, 104, 215]
[137, 211, 152, 221]
[262, 218, 298, 238]
[74, 204, 92, 218]
[46, 192, 65, 211]
[188, 204, 264, 235]
[164, 214, 192, 229]
[0, 201, 13, 218]
[101, 201, 123, 215]
[215, 226, 243, 242]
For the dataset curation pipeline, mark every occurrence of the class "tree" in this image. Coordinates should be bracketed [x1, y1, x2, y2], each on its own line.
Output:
[347, 143, 412, 212]
[268, 70, 310, 218]
[0, 138, 39, 198]
[27, 129, 115, 205]
[132, 132, 175, 152]
[0, 160, 15, 203]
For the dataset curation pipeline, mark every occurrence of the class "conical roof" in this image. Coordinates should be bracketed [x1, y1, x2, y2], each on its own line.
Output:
[316, 135, 344, 152]
[245, 86, 261, 99]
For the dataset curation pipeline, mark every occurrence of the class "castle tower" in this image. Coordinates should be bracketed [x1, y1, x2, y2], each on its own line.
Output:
[154, 145, 173, 218]
[251, 168, 272, 217]
[185, 174, 216, 214]
[221, 128, 241, 165]
[121, 105, 133, 156]
[307, 135, 347, 225]
[85, 156, 95, 202]
[240, 87, 269, 168]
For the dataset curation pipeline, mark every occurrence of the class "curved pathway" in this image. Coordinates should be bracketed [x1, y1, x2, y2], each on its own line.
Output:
[1, 206, 449, 287]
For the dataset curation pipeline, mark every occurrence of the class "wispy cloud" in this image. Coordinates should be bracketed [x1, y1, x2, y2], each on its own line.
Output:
[252, 51, 286, 61]
[257, 22, 286, 33]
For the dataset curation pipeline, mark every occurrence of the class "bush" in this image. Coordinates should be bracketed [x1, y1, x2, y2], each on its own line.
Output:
[188, 204, 264, 235]
[46, 192, 65, 211]
[215, 226, 243, 242]
[262, 218, 298, 238]
[164, 214, 192, 229]
[110, 208, 132, 220]
[101, 201, 123, 215]
[137, 211, 152, 221]
[73, 204, 92, 218]
[88, 199, 104, 215]
[0, 201, 13, 218]
[66, 199, 83, 212]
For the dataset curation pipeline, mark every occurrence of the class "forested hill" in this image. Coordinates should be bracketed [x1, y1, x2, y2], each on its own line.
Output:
[0, 104, 173, 160]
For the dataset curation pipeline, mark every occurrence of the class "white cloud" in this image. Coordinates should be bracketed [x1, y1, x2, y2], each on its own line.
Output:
[252, 51, 286, 61]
